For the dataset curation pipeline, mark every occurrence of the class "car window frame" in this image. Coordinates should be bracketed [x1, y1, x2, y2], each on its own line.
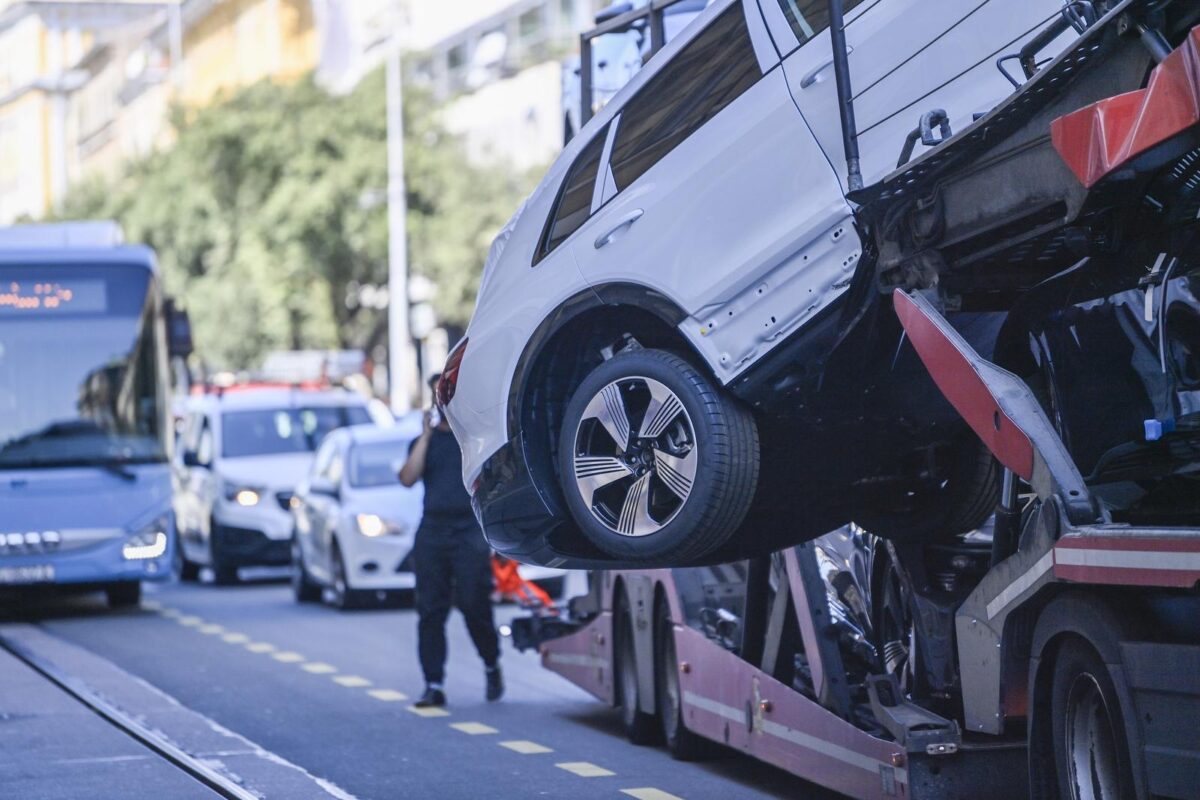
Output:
[603, 2, 767, 194]
[760, 0, 868, 58]
[533, 121, 611, 266]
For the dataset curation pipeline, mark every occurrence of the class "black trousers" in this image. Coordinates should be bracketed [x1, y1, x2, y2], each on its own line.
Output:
[413, 516, 500, 685]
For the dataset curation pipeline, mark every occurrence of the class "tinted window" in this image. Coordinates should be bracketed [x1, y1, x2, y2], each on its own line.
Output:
[0, 264, 167, 470]
[348, 441, 408, 488]
[537, 123, 609, 262]
[221, 406, 370, 458]
[776, 0, 865, 46]
[609, 5, 760, 191]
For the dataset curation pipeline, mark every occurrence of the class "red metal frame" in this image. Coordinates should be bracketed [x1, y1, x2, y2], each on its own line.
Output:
[1052, 26, 1200, 188]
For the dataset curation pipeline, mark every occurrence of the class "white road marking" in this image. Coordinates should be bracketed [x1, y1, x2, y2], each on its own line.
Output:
[302, 662, 338, 674]
[272, 651, 305, 663]
[621, 790, 684, 800]
[406, 705, 450, 718]
[499, 740, 552, 754]
[367, 689, 407, 702]
[450, 722, 497, 735]
[556, 762, 615, 778]
[333, 675, 371, 688]
[245, 642, 276, 654]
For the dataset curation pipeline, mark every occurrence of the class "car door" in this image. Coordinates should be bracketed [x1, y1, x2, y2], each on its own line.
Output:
[569, 0, 860, 384]
[303, 437, 342, 581]
[187, 415, 218, 562]
[762, 0, 1074, 188]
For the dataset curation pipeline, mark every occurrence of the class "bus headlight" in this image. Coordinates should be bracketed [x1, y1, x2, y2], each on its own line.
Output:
[123, 518, 169, 560]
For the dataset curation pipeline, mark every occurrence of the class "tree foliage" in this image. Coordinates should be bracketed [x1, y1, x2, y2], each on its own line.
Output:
[58, 69, 540, 369]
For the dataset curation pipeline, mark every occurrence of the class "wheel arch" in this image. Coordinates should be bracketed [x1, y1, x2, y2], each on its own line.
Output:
[1026, 589, 1148, 800]
[506, 284, 710, 519]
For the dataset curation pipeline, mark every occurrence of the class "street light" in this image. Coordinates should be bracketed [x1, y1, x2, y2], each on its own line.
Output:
[386, 20, 417, 414]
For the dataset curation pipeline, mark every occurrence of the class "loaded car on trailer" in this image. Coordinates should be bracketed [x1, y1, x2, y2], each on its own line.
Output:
[441, 0, 1145, 568]
[499, 1, 1200, 797]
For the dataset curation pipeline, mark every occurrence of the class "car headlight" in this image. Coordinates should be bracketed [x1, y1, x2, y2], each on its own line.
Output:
[223, 481, 263, 507]
[356, 514, 407, 538]
[123, 516, 170, 560]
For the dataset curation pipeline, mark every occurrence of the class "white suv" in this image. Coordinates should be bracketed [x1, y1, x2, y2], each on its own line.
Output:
[173, 388, 374, 583]
[443, 0, 1078, 567]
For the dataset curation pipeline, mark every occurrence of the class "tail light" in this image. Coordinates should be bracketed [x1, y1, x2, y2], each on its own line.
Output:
[437, 337, 468, 407]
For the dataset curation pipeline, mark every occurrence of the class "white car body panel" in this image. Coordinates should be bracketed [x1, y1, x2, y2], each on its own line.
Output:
[445, 0, 1082, 493]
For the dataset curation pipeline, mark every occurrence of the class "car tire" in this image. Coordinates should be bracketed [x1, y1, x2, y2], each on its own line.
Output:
[857, 432, 1000, 540]
[557, 349, 758, 564]
[174, 540, 200, 582]
[209, 518, 239, 585]
[106, 582, 141, 608]
[1049, 637, 1137, 800]
[291, 535, 322, 603]
[615, 590, 659, 745]
[656, 596, 714, 760]
[331, 544, 367, 610]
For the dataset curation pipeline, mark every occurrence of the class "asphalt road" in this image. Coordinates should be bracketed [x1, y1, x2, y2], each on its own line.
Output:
[2, 573, 835, 800]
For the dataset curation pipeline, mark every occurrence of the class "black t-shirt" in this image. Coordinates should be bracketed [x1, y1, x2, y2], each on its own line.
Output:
[410, 428, 474, 521]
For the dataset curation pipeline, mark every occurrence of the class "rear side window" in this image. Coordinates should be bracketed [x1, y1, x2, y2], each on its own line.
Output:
[536, 123, 609, 263]
[776, 0, 865, 46]
[608, 5, 760, 191]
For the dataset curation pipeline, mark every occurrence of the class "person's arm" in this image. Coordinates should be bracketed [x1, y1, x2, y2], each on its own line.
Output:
[398, 410, 433, 487]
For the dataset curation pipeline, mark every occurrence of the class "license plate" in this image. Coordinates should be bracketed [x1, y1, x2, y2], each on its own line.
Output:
[0, 564, 55, 585]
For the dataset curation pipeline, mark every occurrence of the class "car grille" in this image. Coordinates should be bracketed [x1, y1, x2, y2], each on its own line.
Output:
[275, 491, 294, 512]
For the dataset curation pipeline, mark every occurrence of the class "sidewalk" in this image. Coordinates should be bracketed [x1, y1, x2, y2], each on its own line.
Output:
[0, 643, 217, 800]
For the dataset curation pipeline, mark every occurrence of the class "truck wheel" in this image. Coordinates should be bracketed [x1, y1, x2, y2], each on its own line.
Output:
[656, 596, 715, 761]
[1050, 638, 1136, 800]
[557, 349, 758, 564]
[857, 432, 999, 540]
[615, 591, 658, 745]
[106, 582, 141, 608]
[291, 535, 322, 603]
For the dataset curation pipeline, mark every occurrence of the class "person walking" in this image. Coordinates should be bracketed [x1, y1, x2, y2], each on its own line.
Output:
[399, 374, 502, 708]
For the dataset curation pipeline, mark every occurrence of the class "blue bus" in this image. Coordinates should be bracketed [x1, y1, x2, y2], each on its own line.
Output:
[0, 223, 183, 608]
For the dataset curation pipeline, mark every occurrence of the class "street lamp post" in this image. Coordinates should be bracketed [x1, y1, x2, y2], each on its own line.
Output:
[386, 33, 416, 414]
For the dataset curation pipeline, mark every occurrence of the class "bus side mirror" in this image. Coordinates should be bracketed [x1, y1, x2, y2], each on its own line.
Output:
[165, 299, 193, 359]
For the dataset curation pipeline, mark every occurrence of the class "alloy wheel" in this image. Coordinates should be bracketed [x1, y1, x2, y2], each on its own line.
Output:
[572, 377, 696, 537]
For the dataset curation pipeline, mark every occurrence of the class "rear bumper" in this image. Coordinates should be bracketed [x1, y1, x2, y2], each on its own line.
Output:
[472, 433, 616, 570]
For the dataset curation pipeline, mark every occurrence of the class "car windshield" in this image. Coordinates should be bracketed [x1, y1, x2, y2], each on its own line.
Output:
[221, 405, 370, 458]
[348, 441, 407, 488]
[0, 263, 167, 470]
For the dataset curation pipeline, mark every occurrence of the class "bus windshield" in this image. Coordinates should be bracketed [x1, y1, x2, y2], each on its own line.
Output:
[0, 263, 167, 469]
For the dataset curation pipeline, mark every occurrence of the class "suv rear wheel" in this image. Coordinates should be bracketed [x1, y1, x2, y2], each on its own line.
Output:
[557, 349, 758, 563]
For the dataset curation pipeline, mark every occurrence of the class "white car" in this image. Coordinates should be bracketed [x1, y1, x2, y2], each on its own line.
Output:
[442, 0, 1079, 567]
[173, 387, 374, 583]
[290, 421, 567, 609]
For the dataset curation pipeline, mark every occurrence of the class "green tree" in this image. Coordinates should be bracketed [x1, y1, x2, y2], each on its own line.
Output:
[57, 69, 541, 370]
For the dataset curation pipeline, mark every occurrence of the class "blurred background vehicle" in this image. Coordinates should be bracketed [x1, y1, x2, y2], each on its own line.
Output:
[292, 417, 568, 609]
[0, 221, 186, 609]
[173, 386, 373, 584]
[291, 420, 424, 609]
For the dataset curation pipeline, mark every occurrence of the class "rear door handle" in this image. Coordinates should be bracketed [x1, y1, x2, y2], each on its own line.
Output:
[800, 45, 853, 89]
[594, 209, 644, 249]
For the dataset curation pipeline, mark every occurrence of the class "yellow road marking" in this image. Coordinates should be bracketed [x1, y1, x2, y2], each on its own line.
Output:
[621, 790, 684, 800]
[367, 689, 408, 702]
[498, 740, 552, 755]
[556, 762, 615, 778]
[450, 722, 497, 735]
[302, 662, 337, 674]
[198, 624, 224, 635]
[333, 675, 371, 688]
[406, 705, 450, 718]
[245, 642, 276, 654]
[221, 632, 249, 644]
[178, 616, 203, 626]
[159, 608, 181, 618]
[272, 651, 305, 663]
